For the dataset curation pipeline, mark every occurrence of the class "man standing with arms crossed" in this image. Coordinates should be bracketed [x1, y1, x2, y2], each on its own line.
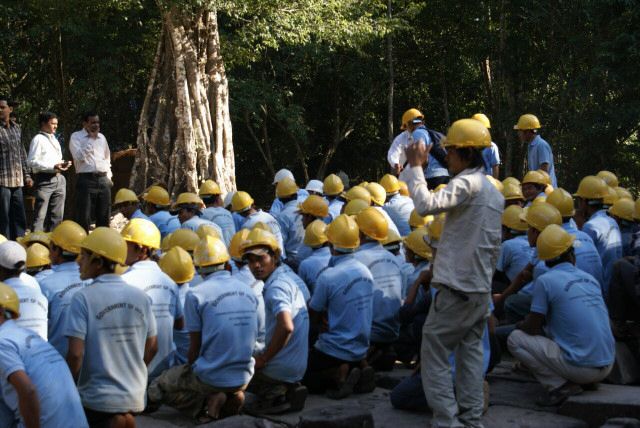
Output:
[402, 118, 503, 427]
[70, 112, 112, 230]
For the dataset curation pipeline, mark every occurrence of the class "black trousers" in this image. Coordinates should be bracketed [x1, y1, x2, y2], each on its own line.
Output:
[75, 173, 111, 231]
[0, 186, 26, 239]
[608, 257, 640, 322]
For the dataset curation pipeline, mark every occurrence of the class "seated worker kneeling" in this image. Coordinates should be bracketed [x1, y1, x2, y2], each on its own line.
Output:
[149, 236, 258, 422]
[0, 283, 89, 427]
[65, 227, 158, 427]
[354, 207, 404, 371]
[241, 228, 309, 414]
[507, 225, 615, 407]
[303, 214, 375, 399]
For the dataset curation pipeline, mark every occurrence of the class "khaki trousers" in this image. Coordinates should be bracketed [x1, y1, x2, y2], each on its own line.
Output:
[507, 330, 613, 390]
[421, 286, 490, 428]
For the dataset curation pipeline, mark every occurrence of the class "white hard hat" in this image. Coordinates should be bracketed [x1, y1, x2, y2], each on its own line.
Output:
[273, 169, 295, 185]
[222, 192, 235, 209]
[0, 241, 27, 270]
[305, 180, 324, 194]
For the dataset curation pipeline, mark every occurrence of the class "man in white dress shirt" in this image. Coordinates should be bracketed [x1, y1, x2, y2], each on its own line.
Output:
[69, 112, 112, 231]
[27, 112, 71, 231]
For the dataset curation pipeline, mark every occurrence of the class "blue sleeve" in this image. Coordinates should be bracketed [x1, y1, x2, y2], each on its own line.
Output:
[308, 274, 328, 312]
[0, 339, 25, 379]
[184, 292, 202, 333]
[496, 242, 508, 272]
[582, 223, 598, 244]
[64, 293, 88, 340]
[265, 282, 293, 316]
[145, 297, 158, 337]
[411, 128, 432, 147]
[536, 142, 552, 166]
[529, 278, 548, 315]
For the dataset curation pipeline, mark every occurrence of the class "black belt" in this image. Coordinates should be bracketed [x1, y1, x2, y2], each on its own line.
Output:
[79, 172, 107, 177]
[34, 172, 59, 180]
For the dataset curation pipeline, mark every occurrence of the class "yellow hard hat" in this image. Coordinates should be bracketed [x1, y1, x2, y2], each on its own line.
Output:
[168, 229, 200, 253]
[532, 195, 547, 206]
[0, 234, 6, 244]
[175, 192, 204, 209]
[298, 195, 329, 218]
[0, 282, 20, 317]
[546, 188, 575, 217]
[358, 181, 370, 188]
[80, 227, 127, 265]
[199, 179, 222, 197]
[522, 170, 547, 186]
[403, 228, 433, 260]
[121, 218, 161, 250]
[276, 177, 299, 198]
[427, 213, 446, 243]
[323, 174, 345, 196]
[159, 246, 195, 284]
[382, 228, 402, 247]
[143, 185, 170, 206]
[356, 207, 389, 241]
[471, 113, 491, 129]
[608, 198, 635, 222]
[537, 170, 552, 186]
[536, 224, 575, 261]
[401, 108, 424, 130]
[26, 243, 50, 269]
[380, 174, 401, 194]
[23, 231, 50, 248]
[502, 205, 529, 232]
[366, 182, 387, 206]
[574, 176, 608, 200]
[486, 175, 504, 192]
[326, 214, 360, 250]
[398, 181, 409, 196]
[513, 114, 541, 130]
[193, 235, 229, 267]
[596, 171, 618, 188]
[602, 186, 619, 206]
[241, 227, 280, 256]
[229, 229, 250, 261]
[519, 202, 562, 232]
[409, 209, 431, 228]
[634, 199, 640, 221]
[502, 177, 521, 187]
[614, 186, 633, 201]
[502, 183, 525, 201]
[231, 191, 254, 213]
[161, 233, 172, 252]
[114, 188, 139, 206]
[304, 220, 328, 248]
[196, 224, 221, 240]
[442, 118, 491, 149]
[345, 186, 372, 205]
[433, 184, 447, 193]
[50, 220, 87, 255]
[344, 199, 370, 216]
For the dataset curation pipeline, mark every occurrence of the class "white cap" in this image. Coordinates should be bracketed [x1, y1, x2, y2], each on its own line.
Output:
[0, 241, 27, 270]
[305, 180, 324, 194]
[273, 169, 295, 185]
[222, 192, 235, 209]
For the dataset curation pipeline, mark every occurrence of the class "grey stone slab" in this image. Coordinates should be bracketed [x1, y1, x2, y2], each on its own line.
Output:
[298, 404, 373, 428]
[487, 378, 552, 412]
[137, 408, 286, 428]
[482, 405, 587, 428]
[600, 418, 640, 428]
[559, 384, 640, 428]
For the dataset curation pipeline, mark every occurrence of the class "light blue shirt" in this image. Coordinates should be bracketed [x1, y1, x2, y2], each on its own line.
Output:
[405, 260, 430, 300]
[232, 265, 266, 354]
[149, 210, 180, 237]
[201, 206, 236, 246]
[33, 268, 54, 283]
[121, 260, 182, 378]
[181, 215, 223, 237]
[520, 248, 549, 296]
[355, 241, 404, 343]
[184, 270, 257, 388]
[527, 135, 557, 187]
[497, 235, 533, 282]
[328, 198, 345, 221]
[0, 320, 88, 427]
[276, 200, 305, 268]
[530, 263, 615, 367]
[39, 262, 89, 356]
[262, 266, 309, 382]
[131, 208, 150, 221]
[562, 222, 604, 289]
[242, 210, 287, 260]
[482, 142, 500, 175]
[64, 274, 157, 413]
[383, 194, 415, 236]
[173, 283, 191, 365]
[269, 189, 309, 217]
[296, 244, 313, 264]
[4, 276, 48, 340]
[309, 254, 374, 361]
[412, 126, 448, 179]
[232, 212, 245, 231]
[582, 210, 623, 295]
[276, 263, 310, 302]
[298, 246, 331, 295]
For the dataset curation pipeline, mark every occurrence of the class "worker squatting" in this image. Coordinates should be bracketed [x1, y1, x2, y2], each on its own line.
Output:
[0, 113, 636, 428]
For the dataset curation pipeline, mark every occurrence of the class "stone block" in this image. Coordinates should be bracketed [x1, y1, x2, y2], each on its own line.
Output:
[600, 418, 640, 428]
[482, 405, 587, 428]
[559, 384, 640, 427]
[298, 404, 373, 428]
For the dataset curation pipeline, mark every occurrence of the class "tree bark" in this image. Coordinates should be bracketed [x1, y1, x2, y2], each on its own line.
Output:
[130, 5, 235, 196]
[386, 0, 394, 143]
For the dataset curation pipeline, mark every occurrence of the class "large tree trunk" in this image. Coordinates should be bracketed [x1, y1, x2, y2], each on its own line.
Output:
[130, 6, 235, 196]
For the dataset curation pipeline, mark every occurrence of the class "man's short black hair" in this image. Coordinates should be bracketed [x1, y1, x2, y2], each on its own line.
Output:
[38, 112, 57, 126]
[545, 247, 575, 268]
[82, 111, 98, 122]
[455, 147, 484, 169]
